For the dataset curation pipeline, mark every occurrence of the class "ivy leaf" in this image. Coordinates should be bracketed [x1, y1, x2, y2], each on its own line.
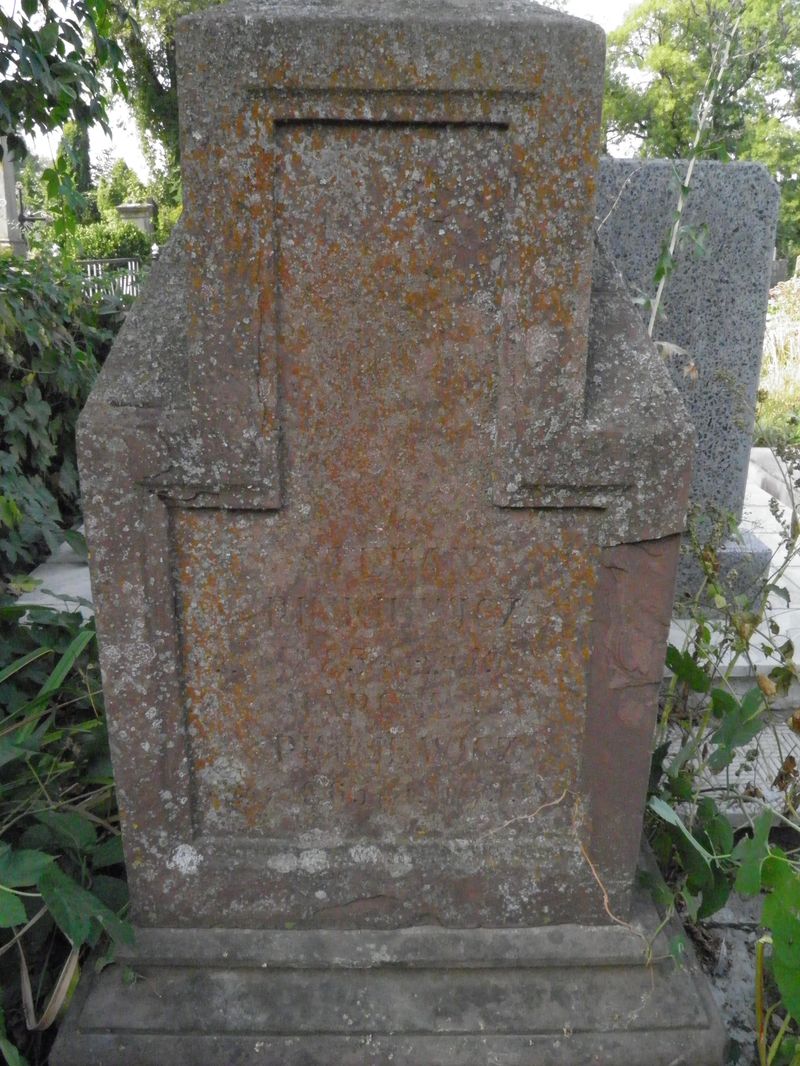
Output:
[35, 810, 97, 854]
[710, 687, 737, 719]
[708, 687, 765, 772]
[696, 797, 733, 858]
[649, 796, 713, 889]
[733, 810, 774, 896]
[761, 854, 800, 1020]
[91, 836, 123, 870]
[38, 865, 133, 949]
[0, 890, 27, 928]
[665, 645, 711, 692]
[0, 848, 54, 888]
[698, 866, 731, 920]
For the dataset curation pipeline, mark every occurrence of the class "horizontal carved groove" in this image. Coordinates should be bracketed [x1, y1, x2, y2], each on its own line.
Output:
[276, 117, 509, 130]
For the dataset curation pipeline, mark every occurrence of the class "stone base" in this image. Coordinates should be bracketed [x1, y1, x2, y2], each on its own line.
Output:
[52, 892, 726, 1066]
[676, 529, 771, 605]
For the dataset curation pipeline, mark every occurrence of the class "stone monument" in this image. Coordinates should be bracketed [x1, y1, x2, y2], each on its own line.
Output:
[598, 159, 779, 600]
[115, 201, 156, 236]
[53, 1, 726, 1062]
[0, 143, 25, 257]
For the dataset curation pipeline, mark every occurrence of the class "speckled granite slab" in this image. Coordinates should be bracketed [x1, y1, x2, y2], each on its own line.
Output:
[53, 1, 724, 1062]
[598, 159, 779, 599]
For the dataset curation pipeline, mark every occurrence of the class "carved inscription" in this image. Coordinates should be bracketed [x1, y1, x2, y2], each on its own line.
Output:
[174, 123, 598, 838]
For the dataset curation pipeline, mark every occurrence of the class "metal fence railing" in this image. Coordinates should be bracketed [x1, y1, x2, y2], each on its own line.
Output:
[78, 258, 142, 299]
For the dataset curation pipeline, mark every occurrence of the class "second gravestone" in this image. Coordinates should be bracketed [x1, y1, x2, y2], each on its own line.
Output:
[598, 159, 779, 601]
[54, 1, 726, 1063]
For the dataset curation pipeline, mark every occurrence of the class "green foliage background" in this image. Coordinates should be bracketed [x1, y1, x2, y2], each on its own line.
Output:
[116, 0, 222, 176]
[69, 220, 152, 261]
[604, 0, 800, 264]
[95, 159, 148, 217]
[0, 604, 129, 1065]
[0, 255, 115, 581]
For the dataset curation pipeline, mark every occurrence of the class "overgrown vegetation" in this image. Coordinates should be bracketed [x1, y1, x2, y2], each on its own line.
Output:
[612, 7, 800, 1058]
[0, 604, 131, 1066]
[94, 158, 147, 218]
[0, 243, 127, 1066]
[110, 0, 222, 177]
[0, 251, 121, 584]
[650, 493, 800, 1064]
[0, 246, 128, 1066]
[1, 5, 137, 1065]
[0, 252, 119, 583]
[68, 220, 152, 262]
[0, 0, 127, 238]
[22, 151, 175, 260]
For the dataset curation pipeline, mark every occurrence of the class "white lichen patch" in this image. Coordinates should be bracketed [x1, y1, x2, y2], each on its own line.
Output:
[167, 844, 202, 875]
[349, 844, 382, 865]
[299, 849, 329, 874]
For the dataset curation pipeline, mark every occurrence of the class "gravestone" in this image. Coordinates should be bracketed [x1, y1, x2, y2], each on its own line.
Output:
[0, 142, 25, 257]
[597, 159, 779, 601]
[772, 257, 789, 287]
[53, 2, 726, 1063]
[115, 201, 156, 236]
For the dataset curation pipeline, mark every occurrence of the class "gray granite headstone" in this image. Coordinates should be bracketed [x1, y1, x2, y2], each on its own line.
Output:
[598, 159, 779, 600]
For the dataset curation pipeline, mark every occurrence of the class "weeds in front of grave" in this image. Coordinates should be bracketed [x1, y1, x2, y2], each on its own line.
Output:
[645, 490, 800, 1064]
[608, 5, 800, 1052]
[0, 602, 131, 1066]
[642, 2, 743, 340]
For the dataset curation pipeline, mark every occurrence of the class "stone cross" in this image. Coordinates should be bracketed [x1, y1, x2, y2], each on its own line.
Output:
[54, 2, 726, 1063]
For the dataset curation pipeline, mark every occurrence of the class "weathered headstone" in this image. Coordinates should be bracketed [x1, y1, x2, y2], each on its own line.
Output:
[53, 2, 726, 1063]
[115, 201, 156, 236]
[0, 142, 25, 257]
[598, 159, 779, 600]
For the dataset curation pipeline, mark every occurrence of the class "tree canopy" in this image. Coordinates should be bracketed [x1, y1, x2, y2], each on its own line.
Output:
[116, 0, 221, 180]
[0, 0, 126, 155]
[1, 0, 128, 232]
[605, 0, 800, 261]
[96, 158, 148, 215]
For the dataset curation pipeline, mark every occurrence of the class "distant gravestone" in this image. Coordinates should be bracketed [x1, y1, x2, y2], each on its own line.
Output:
[0, 143, 25, 257]
[53, 2, 725, 1063]
[772, 258, 789, 287]
[598, 159, 779, 600]
[115, 201, 155, 236]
